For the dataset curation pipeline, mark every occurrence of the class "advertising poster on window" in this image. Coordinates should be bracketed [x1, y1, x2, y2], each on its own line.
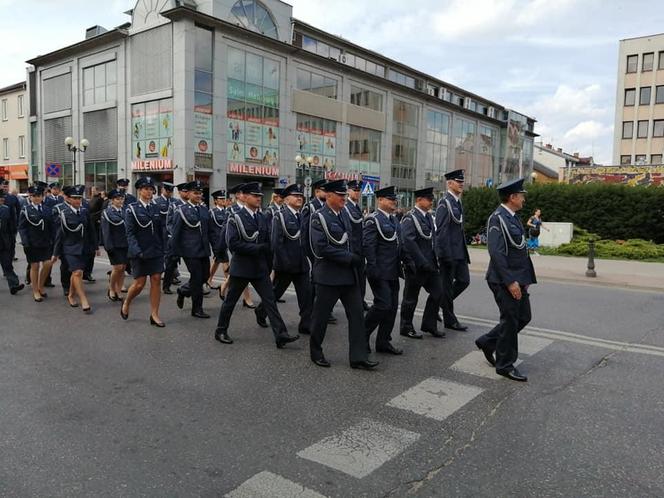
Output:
[194, 110, 213, 170]
[131, 98, 173, 171]
[296, 116, 336, 172]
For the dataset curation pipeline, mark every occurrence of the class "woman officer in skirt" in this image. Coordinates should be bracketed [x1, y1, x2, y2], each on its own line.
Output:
[18, 184, 54, 302]
[121, 177, 166, 327]
[101, 189, 128, 302]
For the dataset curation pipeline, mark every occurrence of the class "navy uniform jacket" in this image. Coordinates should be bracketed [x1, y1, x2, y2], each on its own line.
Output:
[226, 208, 271, 279]
[301, 197, 325, 259]
[125, 201, 165, 259]
[344, 200, 364, 257]
[400, 208, 437, 273]
[209, 206, 228, 257]
[0, 203, 16, 250]
[123, 193, 137, 207]
[310, 205, 356, 286]
[53, 204, 97, 257]
[18, 204, 54, 249]
[363, 210, 400, 281]
[101, 206, 128, 251]
[264, 202, 279, 231]
[434, 192, 470, 263]
[154, 195, 170, 234]
[171, 202, 211, 259]
[44, 194, 64, 209]
[4, 193, 20, 224]
[271, 206, 309, 274]
[486, 205, 536, 286]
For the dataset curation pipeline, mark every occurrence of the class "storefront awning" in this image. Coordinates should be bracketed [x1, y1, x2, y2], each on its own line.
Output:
[0, 164, 28, 180]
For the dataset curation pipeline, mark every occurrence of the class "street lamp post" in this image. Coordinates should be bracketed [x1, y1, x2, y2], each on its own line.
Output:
[295, 154, 314, 197]
[64, 136, 89, 185]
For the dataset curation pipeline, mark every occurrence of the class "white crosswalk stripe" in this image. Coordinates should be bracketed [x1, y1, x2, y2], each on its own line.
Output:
[518, 335, 553, 355]
[225, 471, 327, 498]
[450, 351, 523, 380]
[297, 418, 420, 479]
[386, 377, 485, 420]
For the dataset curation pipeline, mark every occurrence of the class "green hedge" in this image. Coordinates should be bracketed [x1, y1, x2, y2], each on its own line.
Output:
[463, 183, 664, 243]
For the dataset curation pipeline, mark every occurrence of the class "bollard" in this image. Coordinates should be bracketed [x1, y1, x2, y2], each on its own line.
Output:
[585, 239, 597, 278]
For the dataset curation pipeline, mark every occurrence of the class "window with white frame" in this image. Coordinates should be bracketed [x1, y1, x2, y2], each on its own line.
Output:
[18, 136, 25, 158]
[83, 60, 117, 106]
[2, 138, 8, 159]
[1, 99, 6, 121]
[17, 95, 24, 117]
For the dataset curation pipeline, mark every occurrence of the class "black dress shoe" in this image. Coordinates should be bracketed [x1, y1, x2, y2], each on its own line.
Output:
[214, 329, 233, 344]
[376, 343, 404, 355]
[422, 328, 446, 338]
[400, 329, 423, 339]
[445, 322, 468, 331]
[276, 334, 300, 349]
[242, 301, 256, 309]
[162, 287, 173, 295]
[176, 293, 185, 309]
[475, 340, 496, 367]
[312, 357, 331, 367]
[327, 314, 337, 324]
[10, 284, 25, 295]
[497, 368, 528, 382]
[255, 310, 269, 328]
[83, 275, 96, 283]
[350, 360, 379, 370]
[191, 310, 210, 319]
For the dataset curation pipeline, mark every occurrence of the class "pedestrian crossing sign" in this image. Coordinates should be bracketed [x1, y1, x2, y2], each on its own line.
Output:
[361, 182, 374, 196]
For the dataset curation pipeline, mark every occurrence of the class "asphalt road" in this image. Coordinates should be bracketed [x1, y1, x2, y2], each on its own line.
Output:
[1, 253, 663, 497]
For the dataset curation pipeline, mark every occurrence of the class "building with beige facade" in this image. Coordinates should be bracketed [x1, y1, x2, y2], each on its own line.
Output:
[613, 33, 664, 166]
[0, 82, 29, 190]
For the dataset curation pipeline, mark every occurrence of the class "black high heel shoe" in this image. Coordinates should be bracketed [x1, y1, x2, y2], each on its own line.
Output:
[34, 295, 44, 303]
[120, 304, 129, 320]
[82, 306, 92, 314]
[150, 316, 165, 328]
[242, 300, 256, 309]
[67, 296, 79, 308]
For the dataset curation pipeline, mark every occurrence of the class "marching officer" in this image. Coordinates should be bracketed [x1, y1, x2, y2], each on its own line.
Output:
[475, 178, 536, 382]
[52, 185, 97, 313]
[101, 189, 128, 302]
[18, 184, 54, 302]
[50, 191, 72, 296]
[44, 182, 64, 209]
[162, 182, 188, 294]
[116, 178, 137, 206]
[207, 189, 229, 291]
[154, 182, 176, 234]
[309, 179, 378, 370]
[214, 182, 299, 348]
[363, 186, 403, 355]
[264, 188, 284, 230]
[344, 180, 368, 310]
[432, 169, 470, 331]
[121, 177, 166, 327]
[0, 188, 24, 295]
[172, 180, 212, 319]
[399, 187, 444, 339]
[256, 183, 312, 335]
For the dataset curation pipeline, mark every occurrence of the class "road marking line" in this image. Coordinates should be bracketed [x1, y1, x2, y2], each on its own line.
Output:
[225, 471, 327, 498]
[518, 335, 553, 355]
[386, 377, 484, 420]
[450, 351, 523, 380]
[297, 418, 420, 479]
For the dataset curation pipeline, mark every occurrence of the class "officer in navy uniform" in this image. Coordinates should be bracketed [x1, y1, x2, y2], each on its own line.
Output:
[154, 182, 175, 235]
[101, 189, 129, 302]
[0, 188, 24, 295]
[432, 169, 470, 331]
[256, 183, 313, 335]
[172, 180, 212, 319]
[162, 182, 188, 294]
[19, 184, 54, 301]
[52, 185, 97, 313]
[264, 187, 284, 231]
[399, 187, 444, 339]
[50, 191, 72, 295]
[363, 186, 403, 355]
[44, 182, 64, 209]
[214, 182, 299, 348]
[22, 181, 50, 286]
[121, 176, 167, 327]
[309, 179, 378, 370]
[475, 178, 536, 382]
[344, 180, 368, 310]
[207, 189, 229, 291]
[1, 179, 20, 223]
[116, 178, 137, 206]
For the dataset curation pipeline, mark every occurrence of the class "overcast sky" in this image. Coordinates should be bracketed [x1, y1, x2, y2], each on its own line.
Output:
[2, 0, 664, 164]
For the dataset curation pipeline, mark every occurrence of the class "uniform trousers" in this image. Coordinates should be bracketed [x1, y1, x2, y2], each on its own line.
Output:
[179, 257, 210, 312]
[476, 283, 532, 372]
[365, 278, 399, 348]
[400, 269, 443, 333]
[310, 283, 367, 363]
[0, 249, 20, 289]
[436, 259, 470, 325]
[163, 255, 180, 289]
[216, 275, 287, 339]
[84, 252, 95, 277]
[257, 271, 313, 334]
[359, 261, 367, 302]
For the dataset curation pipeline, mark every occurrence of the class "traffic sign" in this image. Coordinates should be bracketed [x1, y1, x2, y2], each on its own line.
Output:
[279, 176, 288, 186]
[361, 182, 374, 196]
[46, 163, 61, 177]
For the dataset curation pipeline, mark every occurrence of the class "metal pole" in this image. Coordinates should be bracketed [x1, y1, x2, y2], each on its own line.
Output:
[586, 239, 597, 278]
